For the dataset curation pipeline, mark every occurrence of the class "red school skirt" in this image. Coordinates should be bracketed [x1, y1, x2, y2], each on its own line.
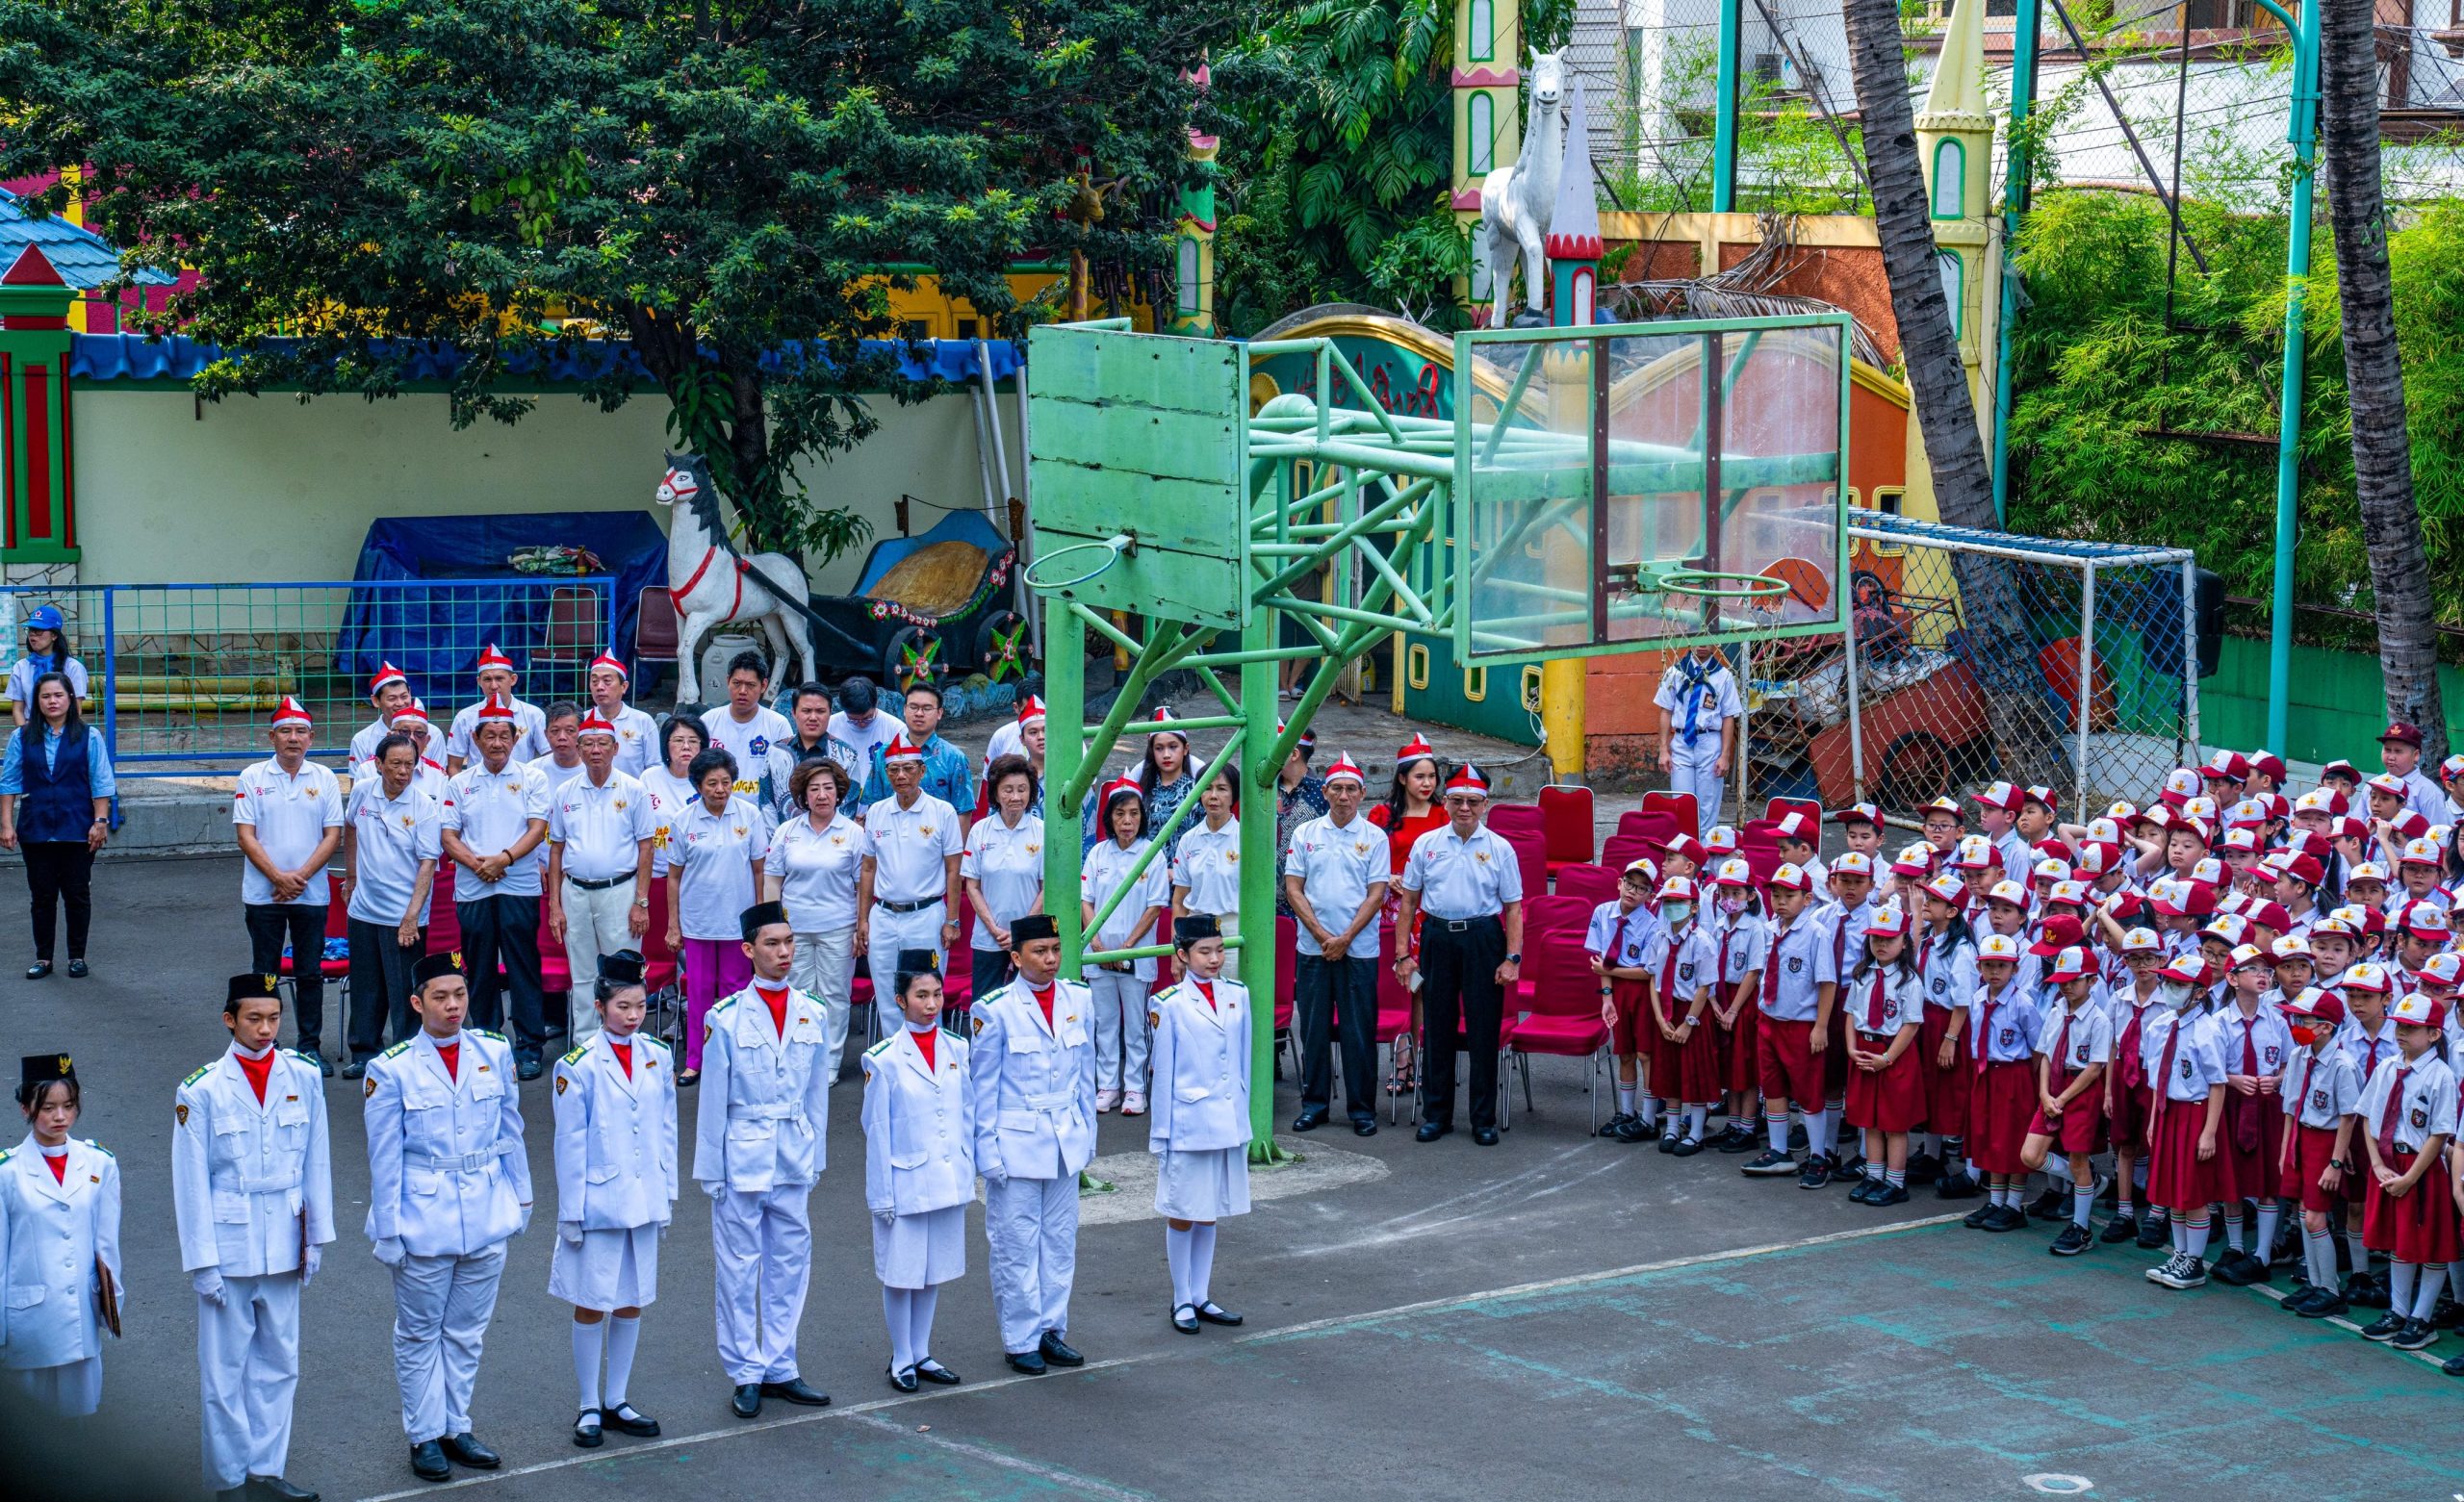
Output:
[2217, 1092, 2287, 1209]
[1720, 998, 1760, 1095]
[2276, 1122, 2343, 1214]
[1757, 1015, 1824, 1112]
[2143, 1095, 2237, 1214]
[2026, 1064, 2107, 1158]
[1918, 1008, 1971, 1139]
[1650, 993, 1723, 1106]
[2364, 1149, 2463, 1263]
[1966, 1058, 2038, 1175]
[1844, 1032, 1929, 1133]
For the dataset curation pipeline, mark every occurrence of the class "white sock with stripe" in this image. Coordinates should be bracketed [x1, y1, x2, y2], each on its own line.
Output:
[2391, 1260, 2419, 1315]
[2410, 1265, 2446, 1322]
[2072, 1184, 2094, 1228]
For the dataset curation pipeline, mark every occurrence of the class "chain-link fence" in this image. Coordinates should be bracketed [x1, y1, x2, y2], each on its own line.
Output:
[1742, 508, 2196, 817]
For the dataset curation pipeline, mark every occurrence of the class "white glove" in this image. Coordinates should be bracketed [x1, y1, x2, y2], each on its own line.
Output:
[518, 1203, 534, 1236]
[559, 1220, 584, 1247]
[372, 1236, 407, 1267]
[872, 1209, 896, 1227]
[300, 1245, 322, 1287]
[702, 1180, 724, 1200]
[981, 1163, 1008, 1186]
[192, 1267, 226, 1306]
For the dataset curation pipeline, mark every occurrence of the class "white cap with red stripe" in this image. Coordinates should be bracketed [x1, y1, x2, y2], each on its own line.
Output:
[576, 712, 618, 739]
[368, 661, 407, 701]
[588, 651, 629, 680]
[1443, 764, 1489, 799]
[883, 736, 926, 765]
[1015, 695, 1046, 728]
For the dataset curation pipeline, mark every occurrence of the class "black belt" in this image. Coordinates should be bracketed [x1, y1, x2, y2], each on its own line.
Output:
[877, 897, 942, 915]
[1426, 915, 1502, 934]
[567, 875, 630, 892]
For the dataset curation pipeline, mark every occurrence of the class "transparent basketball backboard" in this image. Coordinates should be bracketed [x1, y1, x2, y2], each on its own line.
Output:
[1453, 315, 1848, 664]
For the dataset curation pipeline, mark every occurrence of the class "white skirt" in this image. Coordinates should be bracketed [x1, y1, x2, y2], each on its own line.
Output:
[2, 1355, 100, 1417]
[872, 1204, 968, 1289]
[549, 1224, 661, 1310]
[1154, 1146, 1252, 1220]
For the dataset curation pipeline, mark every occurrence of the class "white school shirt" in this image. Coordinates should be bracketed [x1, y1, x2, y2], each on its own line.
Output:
[444, 695, 548, 763]
[654, 796, 770, 942]
[1398, 821, 1524, 920]
[701, 704, 794, 787]
[961, 811, 1046, 952]
[2400, 767, 2447, 827]
[2037, 994, 2114, 1073]
[862, 791, 963, 905]
[441, 758, 552, 899]
[232, 756, 346, 905]
[1915, 930, 1979, 1017]
[2356, 1052, 2460, 1153]
[1653, 656, 1741, 745]
[1757, 912, 1837, 1022]
[1585, 899, 1659, 973]
[1641, 923, 1722, 1012]
[6, 654, 87, 711]
[1283, 811, 1390, 959]
[1840, 965, 1925, 1037]
[2202, 1005, 2294, 1082]
[2283, 1043, 2362, 1129]
[1968, 979, 2042, 1064]
[2337, 1015, 2400, 1087]
[1082, 836, 1168, 983]
[593, 703, 659, 777]
[547, 770, 654, 883]
[528, 752, 589, 799]
[1171, 817, 1244, 921]
[346, 780, 441, 927]
[1709, 908, 1768, 993]
[2140, 1006, 2230, 1103]
[766, 812, 866, 933]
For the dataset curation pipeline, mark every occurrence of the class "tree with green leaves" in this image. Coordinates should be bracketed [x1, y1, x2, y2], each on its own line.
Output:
[0, 0, 1234, 564]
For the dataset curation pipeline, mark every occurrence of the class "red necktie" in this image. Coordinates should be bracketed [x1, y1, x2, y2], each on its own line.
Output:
[1716, 925, 1735, 986]
[1761, 924, 1786, 1007]
[2376, 1066, 2411, 1159]
[43, 1153, 65, 1184]
[911, 1027, 937, 1071]
[611, 1041, 632, 1079]
[1974, 987, 1999, 1077]
[2150, 1019, 2186, 1126]
[1662, 943, 1686, 1024]
[1195, 979, 1218, 1012]
[1863, 973, 1886, 1033]
[2050, 1007, 2074, 1082]
[236, 1048, 274, 1105]
[2229, 1016, 2262, 1152]
[435, 1042, 460, 1081]
[1033, 983, 1055, 1030]
[757, 985, 790, 1037]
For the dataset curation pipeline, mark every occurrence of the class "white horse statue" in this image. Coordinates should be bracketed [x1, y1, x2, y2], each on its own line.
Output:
[1476, 49, 1567, 329]
[654, 451, 827, 704]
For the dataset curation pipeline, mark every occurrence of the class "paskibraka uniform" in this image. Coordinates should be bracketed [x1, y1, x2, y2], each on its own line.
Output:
[862, 1024, 975, 1378]
[173, 1043, 334, 1490]
[969, 973, 1098, 1356]
[0, 1133, 122, 1415]
[693, 981, 831, 1388]
[363, 1028, 530, 1446]
[551, 1031, 679, 1311]
[1149, 975, 1253, 1317]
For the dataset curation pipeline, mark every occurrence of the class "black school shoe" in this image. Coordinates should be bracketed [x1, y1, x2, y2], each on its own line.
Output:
[2297, 1287, 2350, 1319]
[1868, 1184, 1910, 1207]
[1962, 1202, 1998, 1230]
[1715, 1121, 1760, 1154]
[2361, 1311, 2409, 1341]
[1848, 1177, 1879, 1204]
[1797, 1154, 1834, 1190]
[1739, 1149, 1798, 1177]
[1614, 1116, 1659, 1144]
[2211, 1250, 2262, 1286]
[2389, 1319, 2439, 1351]
[1597, 1111, 1636, 1139]
[1905, 1151, 1941, 1184]
[1983, 1204, 2031, 1234]
[2135, 1212, 2171, 1251]
[1935, 1171, 1982, 1201]
[2346, 1270, 2392, 1310]
[2049, 1223, 2093, 1257]
[2099, 1211, 2140, 1244]
[2026, 1187, 2067, 1221]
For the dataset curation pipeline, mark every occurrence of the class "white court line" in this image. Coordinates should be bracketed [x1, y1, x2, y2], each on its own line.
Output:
[2239, 1281, 2453, 1371]
[843, 1412, 1156, 1500]
[355, 1211, 1961, 1501]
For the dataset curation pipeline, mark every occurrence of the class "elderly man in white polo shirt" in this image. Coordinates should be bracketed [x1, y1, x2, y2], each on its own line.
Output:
[442, 696, 554, 1078]
[546, 713, 654, 1043]
[856, 736, 963, 1038]
[235, 695, 346, 1074]
[341, 731, 444, 1078]
[1282, 753, 1390, 1135]
[585, 652, 659, 777]
[445, 643, 548, 775]
[1393, 765, 1526, 1147]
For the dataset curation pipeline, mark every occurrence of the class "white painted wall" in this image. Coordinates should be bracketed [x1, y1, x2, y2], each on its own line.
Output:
[68, 386, 1014, 592]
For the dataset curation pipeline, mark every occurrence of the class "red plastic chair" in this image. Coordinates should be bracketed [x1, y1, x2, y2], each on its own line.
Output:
[1524, 894, 1593, 936]
[1501, 827, 1548, 913]
[1507, 932, 1612, 1132]
[1272, 915, 1300, 1080]
[1374, 924, 1414, 1124]
[1602, 835, 1660, 875]
[1553, 863, 1620, 910]
[424, 861, 462, 956]
[277, 887, 353, 1015]
[1641, 790, 1699, 837]
[1765, 797, 1823, 827]
[1538, 784, 1596, 872]
[1616, 809, 1682, 847]
[1486, 802, 1545, 841]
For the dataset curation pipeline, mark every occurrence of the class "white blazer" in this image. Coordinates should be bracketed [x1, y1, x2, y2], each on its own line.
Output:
[860, 1029, 978, 1216]
[693, 984, 833, 1193]
[0, 1135, 122, 1369]
[1146, 977, 1254, 1155]
[362, 1030, 531, 1258]
[552, 1032, 680, 1232]
[172, 1048, 334, 1278]
[966, 976, 1098, 1182]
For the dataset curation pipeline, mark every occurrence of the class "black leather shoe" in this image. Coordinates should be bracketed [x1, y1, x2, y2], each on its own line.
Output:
[760, 1377, 830, 1407]
[1194, 1301, 1244, 1326]
[1352, 1118, 1377, 1136]
[1415, 1122, 1450, 1142]
[915, 1359, 962, 1386]
[731, 1384, 761, 1418]
[23, 960, 49, 980]
[1038, 1330, 1084, 1367]
[1472, 1126, 1501, 1146]
[886, 1364, 919, 1393]
[1291, 1111, 1326, 1133]
[246, 1480, 319, 1502]
[408, 1441, 449, 1483]
[573, 1411, 604, 1449]
[604, 1404, 660, 1437]
[1006, 1349, 1048, 1376]
[64, 957, 87, 978]
[439, 1434, 500, 1469]
[295, 1048, 333, 1079]
[517, 1056, 543, 1082]
[1171, 1303, 1200, 1334]
[341, 1058, 369, 1081]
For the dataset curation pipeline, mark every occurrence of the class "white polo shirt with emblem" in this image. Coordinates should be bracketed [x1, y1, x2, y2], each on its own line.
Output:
[1283, 810, 1390, 958]
[445, 694, 548, 763]
[346, 780, 443, 927]
[233, 756, 346, 906]
[862, 791, 963, 905]
[442, 757, 553, 899]
[1398, 821, 1524, 921]
[547, 769, 654, 883]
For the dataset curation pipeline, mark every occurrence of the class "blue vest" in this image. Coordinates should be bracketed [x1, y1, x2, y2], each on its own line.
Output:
[17, 725, 91, 844]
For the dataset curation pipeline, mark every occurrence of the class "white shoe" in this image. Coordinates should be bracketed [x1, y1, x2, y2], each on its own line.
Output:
[1096, 1089, 1121, 1113]
[1120, 1091, 1147, 1116]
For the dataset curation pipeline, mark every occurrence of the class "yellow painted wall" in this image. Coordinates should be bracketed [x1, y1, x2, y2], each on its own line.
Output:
[877, 270, 1157, 340]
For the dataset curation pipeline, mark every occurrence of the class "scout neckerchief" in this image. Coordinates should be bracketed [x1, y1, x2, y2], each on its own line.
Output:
[1674, 652, 1716, 740]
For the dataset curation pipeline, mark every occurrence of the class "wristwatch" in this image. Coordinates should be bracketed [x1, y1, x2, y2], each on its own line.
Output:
[1505, 952, 1522, 964]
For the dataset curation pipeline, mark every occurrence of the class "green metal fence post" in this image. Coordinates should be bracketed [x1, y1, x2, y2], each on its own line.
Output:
[2263, 1, 2317, 752]
[1989, 0, 2040, 525]
[1044, 605, 1088, 983]
[1712, 0, 1743, 213]
[1242, 594, 1285, 1162]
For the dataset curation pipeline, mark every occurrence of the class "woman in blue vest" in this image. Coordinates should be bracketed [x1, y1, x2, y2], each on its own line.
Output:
[0, 672, 113, 978]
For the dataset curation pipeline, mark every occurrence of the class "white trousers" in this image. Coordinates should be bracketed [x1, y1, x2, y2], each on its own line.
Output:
[1668, 733, 1726, 839]
[791, 925, 858, 1085]
[711, 1184, 812, 1386]
[868, 901, 946, 1040]
[984, 1174, 1080, 1354]
[390, 1243, 507, 1443]
[198, 1273, 301, 1488]
[1090, 970, 1151, 1093]
[561, 879, 638, 1039]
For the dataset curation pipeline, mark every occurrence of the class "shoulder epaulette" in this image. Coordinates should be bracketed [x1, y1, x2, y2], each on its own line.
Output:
[378, 1040, 411, 1059]
[180, 1063, 213, 1087]
[864, 1036, 895, 1056]
[0, 1150, 10, 1165]
[710, 998, 736, 1015]
[561, 1044, 589, 1065]
[641, 1035, 672, 1055]
[472, 1029, 507, 1043]
[81, 1137, 111, 1158]
[285, 1049, 317, 1065]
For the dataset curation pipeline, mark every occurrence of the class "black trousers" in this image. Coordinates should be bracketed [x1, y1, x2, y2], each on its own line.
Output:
[244, 903, 328, 1051]
[1296, 953, 1378, 1122]
[965, 947, 1014, 1032]
[22, 840, 93, 961]
[459, 893, 546, 1060]
[346, 917, 426, 1060]
[1419, 915, 1505, 1131]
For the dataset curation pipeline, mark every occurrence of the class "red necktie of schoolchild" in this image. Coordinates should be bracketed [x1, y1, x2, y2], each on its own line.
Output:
[2050, 1007, 2074, 1088]
[2230, 1018, 2262, 1153]
[1762, 925, 1785, 1008]
[2376, 1065, 2411, 1162]
[2150, 1018, 2186, 1129]
[1864, 973, 1886, 1034]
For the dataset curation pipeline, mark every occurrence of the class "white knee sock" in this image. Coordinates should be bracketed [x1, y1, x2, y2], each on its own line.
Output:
[2256, 1204, 2283, 1264]
[2391, 1261, 2419, 1315]
[1683, 1105, 1707, 1140]
[2169, 1217, 2187, 1255]
[885, 1287, 916, 1374]
[1806, 1108, 1833, 1158]
[573, 1320, 605, 1412]
[2072, 1184, 2094, 1228]
[1167, 1226, 1194, 1309]
[2047, 1153, 2069, 1180]
[2305, 1225, 2336, 1288]
[2411, 1265, 2447, 1322]
[1191, 1222, 1219, 1307]
[2222, 1209, 2246, 1254]
[1617, 1082, 1636, 1114]
[910, 1286, 939, 1362]
[603, 1315, 641, 1409]
[1637, 1094, 1660, 1128]
[1766, 1110, 1789, 1154]
[2183, 1213, 2211, 1260]
[2346, 1228, 2370, 1273]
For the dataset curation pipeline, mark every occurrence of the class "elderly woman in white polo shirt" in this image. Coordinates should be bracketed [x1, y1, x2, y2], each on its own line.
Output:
[656, 746, 771, 1087]
[764, 757, 865, 1082]
[961, 753, 1046, 1019]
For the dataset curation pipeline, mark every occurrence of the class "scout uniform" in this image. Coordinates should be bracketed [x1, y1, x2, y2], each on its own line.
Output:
[862, 951, 977, 1390]
[967, 914, 1098, 1372]
[173, 980, 333, 1497]
[1654, 648, 1741, 839]
[0, 1054, 120, 1417]
[693, 902, 833, 1418]
[1150, 916, 1251, 1333]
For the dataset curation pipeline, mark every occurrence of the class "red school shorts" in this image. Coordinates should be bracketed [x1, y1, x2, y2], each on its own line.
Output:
[1757, 1014, 1824, 1112]
[2276, 1122, 2342, 1214]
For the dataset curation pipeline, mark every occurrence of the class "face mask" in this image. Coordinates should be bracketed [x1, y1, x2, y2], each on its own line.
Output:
[2159, 980, 2195, 1009]
[2287, 1020, 2325, 1048]
[1662, 904, 1692, 929]
[1718, 893, 1747, 916]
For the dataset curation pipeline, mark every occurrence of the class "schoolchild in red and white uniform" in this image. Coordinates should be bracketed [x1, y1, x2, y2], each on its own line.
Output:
[1839, 904, 1928, 1206]
[2139, 955, 2231, 1289]
[1912, 873, 1980, 1200]
[1740, 863, 1837, 1185]
[2203, 944, 2293, 1285]
[1963, 930, 2046, 1231]
[2274, 987, 2362, 1318]
[1586, 860, 1661, 1144]
[2352, 990, 2459, 1350]
[2023, 943, 2111, 1256]
[1638, 877, 1722, 1156]
[1705, 858, 1768, 1155]
[2101, 927, 2167, 1246]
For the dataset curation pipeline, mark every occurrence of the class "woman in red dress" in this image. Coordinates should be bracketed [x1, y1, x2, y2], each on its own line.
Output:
[1368, 736, 1446, 1094]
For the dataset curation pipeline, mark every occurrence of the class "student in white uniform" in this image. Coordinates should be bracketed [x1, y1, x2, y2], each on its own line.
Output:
[2354, 991, 2459, 1350]
[1083, 776, 1168, 1114]
[863, 951, 976, 1392]
[173, 977, 332, 1500]
[444, 644, 549, 774]
[858, 736, 964, 1030]
[0, 1053, 120, 1417]
[1655, 645, 1742, 840]
[362, 954, 530, 1483]
[2276, 987, 2362, 1318]
[968, 914, 1096, 1375]
[1150, 915, 1251, 1335]
[694, 901, 833, 1420]
[551, 951, 676, 1450]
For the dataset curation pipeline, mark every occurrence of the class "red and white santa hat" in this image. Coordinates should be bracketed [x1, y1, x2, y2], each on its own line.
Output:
[270, 695, 313, 729]
[475, 694, 518, 724]
[1098, 774, 1144, 812]
[1145, 708, 1187, 744]
[1322, 753, 1366, 788]
[587, 651, 629, 681]
[1398, 733, 1436, 764]
[883, 736, 926, 765]
[1015, 695, 1046, 729]
[368, 661, 408, 701]
[576, 712, 617, 740]
[389, 699, 430, 728]
[475, 643, 517, 675]
[1443, 764, 1489, 799]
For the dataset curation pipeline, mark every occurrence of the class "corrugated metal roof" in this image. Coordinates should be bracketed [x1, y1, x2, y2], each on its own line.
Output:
[0, 189, 175, 290]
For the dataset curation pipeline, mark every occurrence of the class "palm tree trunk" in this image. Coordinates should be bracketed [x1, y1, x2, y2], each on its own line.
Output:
[1840, 0, 2062, 792]
[2321, 0, 2444, 757]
